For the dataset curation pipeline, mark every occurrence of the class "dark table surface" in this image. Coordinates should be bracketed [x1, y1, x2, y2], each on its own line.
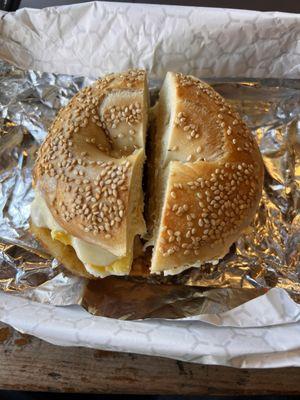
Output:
[1, 321, 300, 395]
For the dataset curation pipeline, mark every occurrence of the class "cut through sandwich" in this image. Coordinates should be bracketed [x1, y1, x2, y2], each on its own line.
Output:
[148, 72, 264, 275]
[31, 70, 149, 278]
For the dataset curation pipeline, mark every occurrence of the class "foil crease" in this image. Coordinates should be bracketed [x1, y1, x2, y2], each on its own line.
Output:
[0, 60, 299, 319]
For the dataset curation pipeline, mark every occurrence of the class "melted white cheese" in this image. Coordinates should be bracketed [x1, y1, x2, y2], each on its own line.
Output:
[162, 259, 220, 276]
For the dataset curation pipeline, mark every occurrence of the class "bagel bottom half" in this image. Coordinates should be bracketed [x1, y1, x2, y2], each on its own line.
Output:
[30, 223, 150, 279]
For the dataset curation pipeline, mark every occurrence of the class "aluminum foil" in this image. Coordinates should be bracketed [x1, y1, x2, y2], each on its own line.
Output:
[0, 60, 299, 319]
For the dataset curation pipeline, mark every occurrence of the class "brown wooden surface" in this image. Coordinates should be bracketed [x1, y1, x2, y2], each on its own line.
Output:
[1, 322, 300, 395]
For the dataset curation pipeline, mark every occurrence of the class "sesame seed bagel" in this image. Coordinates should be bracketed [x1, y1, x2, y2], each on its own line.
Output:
[32, 70, 148, 277]
[149, 72, 264, 274]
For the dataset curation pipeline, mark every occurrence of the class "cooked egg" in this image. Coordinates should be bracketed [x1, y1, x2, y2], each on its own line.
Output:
[51, 231, 71, 246]
[51, 229, 131, 278]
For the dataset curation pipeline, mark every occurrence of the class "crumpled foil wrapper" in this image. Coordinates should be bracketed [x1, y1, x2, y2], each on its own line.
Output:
[0, 60, 299, 319]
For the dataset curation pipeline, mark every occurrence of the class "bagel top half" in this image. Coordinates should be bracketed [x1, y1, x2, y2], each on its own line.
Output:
[149, 72, 264, 275]
[31, 70, 148, 278]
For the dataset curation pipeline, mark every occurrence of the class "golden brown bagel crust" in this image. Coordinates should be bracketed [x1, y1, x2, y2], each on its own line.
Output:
[33, 70, 147, 257]
[151, 72, 264, 273]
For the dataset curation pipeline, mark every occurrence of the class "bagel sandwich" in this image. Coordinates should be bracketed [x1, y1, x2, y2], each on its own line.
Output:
[31, 70, 264, 278]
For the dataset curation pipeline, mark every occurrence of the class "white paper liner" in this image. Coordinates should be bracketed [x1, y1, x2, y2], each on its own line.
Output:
[1, 2, 300, 367]
[1, 288, 300, 368]
[0, 2, 299, 79]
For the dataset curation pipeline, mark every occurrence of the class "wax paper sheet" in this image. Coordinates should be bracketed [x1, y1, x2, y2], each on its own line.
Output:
[1, 288, 300, 368]
[0, 2, 300, 79]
